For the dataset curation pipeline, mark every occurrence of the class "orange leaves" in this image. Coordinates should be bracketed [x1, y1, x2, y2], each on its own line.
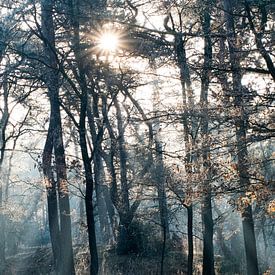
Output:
[267, 200, 275, 217]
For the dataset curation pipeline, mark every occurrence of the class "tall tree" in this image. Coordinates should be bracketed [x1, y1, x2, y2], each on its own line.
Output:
[41, 0, 75, 273]
[223, 1, 259, 274]
[66, 1, 99, 273]
[200, 1, 215, 274]
[164, 9, 197, 273]
[0, 74, 9, 272]
[87, 94, 113, 244]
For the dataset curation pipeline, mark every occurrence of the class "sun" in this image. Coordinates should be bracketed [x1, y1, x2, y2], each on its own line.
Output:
[90, 24, 126, 59]
[98, 32, 119, 53]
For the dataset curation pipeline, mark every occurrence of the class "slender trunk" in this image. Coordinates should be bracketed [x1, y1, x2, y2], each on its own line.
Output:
[101, 94, 119, 238]
[42, 121, 61, 272]
[187, 205, 193, 275]
[0, 170, 5, 272]
[94, 151, 111, 243]
[41, 0, 75, 273]
[152, 86, 169, 274]
[102, 91, 139, 254]
[79, 95, 99, 274]
[214, 205, 239, 272]
[52, 97, 75, 275]
[0, 75, 9, 269]
[114, 97, 132, 254]
[223, 1, 259, 274]
[87, 97, 112, 243]
[200, 4, 215, 275]
[69, 1, 99, 268]
[156, 136, 168, 275]
[0, 175, 4, 267]
[174, 32, 194, 275]
[122, 87, 165, 239]
[102, 184, 116, 236]
[153, 89, 170, 237]
[201, 194, 214, 275]
[0, 163, 5, 270]
[114, 98, 130, 216]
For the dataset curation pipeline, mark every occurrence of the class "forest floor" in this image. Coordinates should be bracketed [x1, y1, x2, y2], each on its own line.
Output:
[4, 247, 54, 275]
[2, 245, 189, 275]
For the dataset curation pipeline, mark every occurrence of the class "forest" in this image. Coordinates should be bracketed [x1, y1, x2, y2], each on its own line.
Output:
[0, 0, 274, 274]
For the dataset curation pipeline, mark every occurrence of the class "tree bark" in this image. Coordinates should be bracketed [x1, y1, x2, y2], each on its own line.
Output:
[0, 76, 9, 271]
[101, 91, 140, 255]
[67, 0, 99, 269]
[186, 205, 193, 275]
[153, 88, 170, 237]
[77, 40, 99, 275]
[174, 29, 195, 275]
[77, 71, 99, 275]
[79, 121, 99, 275]
[152, 86, 169, 275]
[42, 121, 61, 272]
[113, 97, 133, 254]
[200, 3, 215, 275]
[223, 1, 259, 274]
[87, 96, 112, 243]
[41, 0, 75, 273]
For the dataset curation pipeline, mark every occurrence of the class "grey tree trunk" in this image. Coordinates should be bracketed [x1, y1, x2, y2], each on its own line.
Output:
[114, 97, 132, 254]
[67, 1, 99, 272]
[101, 92, 140, 255]
[42, 121, 61, 272]
[0, 75, 9, 271]
[174, 30, 195, 275]
[152, 86, 170, 275]
[200, 3, 215, 275]
[79, 102, 99, 275]
[223, 1, 259, 274]
[87, 96, 112, 243]
[41, 0, 75, 273]
[152, 87, 170, 237]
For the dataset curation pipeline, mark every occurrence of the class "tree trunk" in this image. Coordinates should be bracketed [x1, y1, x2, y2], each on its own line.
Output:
[69, 5, 99, 269]
[200, 4, 215, 275]
[0, 74, 9, 270]
[113, 97, 132, 254]
[223, 1, 259, 274]
[41, 0, 75, 273]
[102, 93, 140, 254]
[201, 194, 215, 275]
[79, 95, 99, 274]
[174, 30, 195, 275]
[187, 205, 193, 275]
[114, 98, 130, 216]
[152, 86, 169, 275]
[153, 87, 170, 237]
[87, 96, 112, 243]
[122, 86, 168, 247]
[0, 169, 5, 272]
[101, 94, 121, 241]
[42, 121, 61, 272]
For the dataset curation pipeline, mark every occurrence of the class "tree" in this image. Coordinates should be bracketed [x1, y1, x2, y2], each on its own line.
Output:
[223, 0, 259, 273]
[200, 1, 215, 274]
[41, 0, 75, 273]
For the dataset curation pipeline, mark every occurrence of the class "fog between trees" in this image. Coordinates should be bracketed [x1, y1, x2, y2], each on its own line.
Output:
[0, 0, 274, 274]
